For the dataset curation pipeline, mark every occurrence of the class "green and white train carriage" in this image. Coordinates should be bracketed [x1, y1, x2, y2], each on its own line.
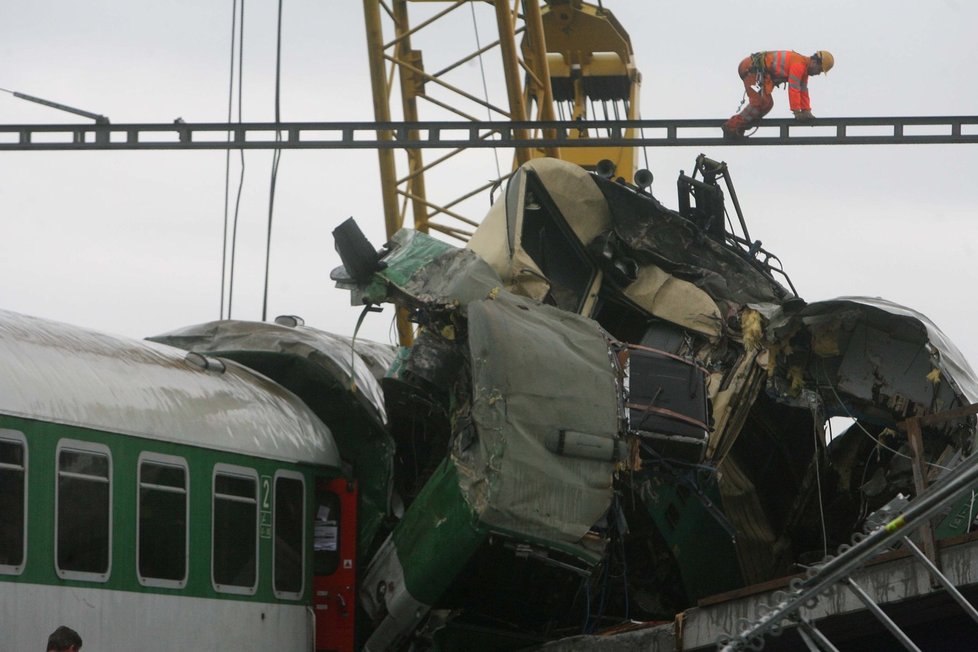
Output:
[0, 309, 355, 650]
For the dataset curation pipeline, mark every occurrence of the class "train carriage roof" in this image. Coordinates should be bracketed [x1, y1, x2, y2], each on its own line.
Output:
[0, 309, 340, 467]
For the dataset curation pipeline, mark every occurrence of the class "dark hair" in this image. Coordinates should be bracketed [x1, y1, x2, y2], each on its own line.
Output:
[47, 626, 82, 651]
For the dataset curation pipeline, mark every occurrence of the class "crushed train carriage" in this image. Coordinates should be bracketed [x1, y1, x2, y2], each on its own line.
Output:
[328, 156, 978, 648]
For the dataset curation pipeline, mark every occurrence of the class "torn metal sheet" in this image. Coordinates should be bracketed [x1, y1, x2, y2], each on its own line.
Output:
[350, 227, 623, 558]
[364, 228, 503, 311]
[591, 172, 793, 311]
[760, 297, 978, 428]
[808, 297, 976, 402]
[458, 290, 621, 553]
[719, 295, 978, 584]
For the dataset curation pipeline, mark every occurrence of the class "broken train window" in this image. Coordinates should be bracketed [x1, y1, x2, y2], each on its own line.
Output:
[516, 172, 598, 314]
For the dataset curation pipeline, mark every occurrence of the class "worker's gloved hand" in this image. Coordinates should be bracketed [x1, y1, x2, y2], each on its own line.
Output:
[793, 109, 816, 123]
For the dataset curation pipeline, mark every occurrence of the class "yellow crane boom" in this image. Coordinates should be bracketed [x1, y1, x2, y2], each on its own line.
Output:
[362, 0, 643, 343]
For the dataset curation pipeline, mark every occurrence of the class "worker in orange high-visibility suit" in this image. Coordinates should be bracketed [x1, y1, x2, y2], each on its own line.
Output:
[723, 50, 834, 138]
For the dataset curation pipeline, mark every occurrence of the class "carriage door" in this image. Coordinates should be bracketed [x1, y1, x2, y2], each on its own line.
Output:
[313, 478, 357, 652]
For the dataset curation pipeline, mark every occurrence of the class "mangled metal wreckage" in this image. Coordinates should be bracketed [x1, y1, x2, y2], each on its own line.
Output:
[324, 156, 978, 649]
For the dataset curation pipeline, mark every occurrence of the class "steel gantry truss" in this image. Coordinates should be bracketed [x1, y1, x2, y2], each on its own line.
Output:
[5, 116, 978, 151]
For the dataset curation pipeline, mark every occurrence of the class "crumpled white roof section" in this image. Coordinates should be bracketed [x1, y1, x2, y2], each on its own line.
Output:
[0, 309, 340, 466]
[149, 318, 393, 427]
[800, 296, 978, 403]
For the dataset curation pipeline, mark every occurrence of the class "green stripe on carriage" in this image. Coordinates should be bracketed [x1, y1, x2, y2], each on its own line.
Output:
[0, 414, 339, 604]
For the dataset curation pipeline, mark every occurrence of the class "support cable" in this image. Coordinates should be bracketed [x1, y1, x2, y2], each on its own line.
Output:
[818, 359, 952, 472]
[639, 110, 651, 175]
[469, 1, 502, 183]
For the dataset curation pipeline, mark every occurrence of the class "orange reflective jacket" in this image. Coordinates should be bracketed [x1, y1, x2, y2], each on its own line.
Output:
[759, 50, 811, 111]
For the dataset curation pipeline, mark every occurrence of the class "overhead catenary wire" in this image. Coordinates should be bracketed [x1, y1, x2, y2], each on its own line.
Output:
[226, 0, 248, 320]
[261, 0, 285, 322]
[220, 0, 239, 320]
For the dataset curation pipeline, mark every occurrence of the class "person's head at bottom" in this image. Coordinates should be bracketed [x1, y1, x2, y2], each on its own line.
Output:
[47, 626, 82, 652]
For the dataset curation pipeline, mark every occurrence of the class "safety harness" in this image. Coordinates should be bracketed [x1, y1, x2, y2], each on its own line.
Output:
[749, 51, 768, 78]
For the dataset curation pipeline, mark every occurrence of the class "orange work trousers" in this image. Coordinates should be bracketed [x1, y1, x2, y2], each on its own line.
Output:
[724, 57, 775, 135]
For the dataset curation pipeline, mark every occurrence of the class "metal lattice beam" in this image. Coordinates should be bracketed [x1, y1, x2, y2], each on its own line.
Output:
[3, 116, 978, 151]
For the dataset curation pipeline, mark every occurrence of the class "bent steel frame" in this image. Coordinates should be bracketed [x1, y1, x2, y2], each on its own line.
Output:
[719, 402, 978, 652]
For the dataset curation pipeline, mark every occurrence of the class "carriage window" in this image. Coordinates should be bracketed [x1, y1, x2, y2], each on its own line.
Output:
[274, 473, 305, 597]
[0, 431, 27, 574]
[138, 455, 188, 587]
[212, 466, 258, 593]
[56, 441, 111, 581]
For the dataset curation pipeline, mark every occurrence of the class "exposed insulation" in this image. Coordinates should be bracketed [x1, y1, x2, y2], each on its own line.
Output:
[741, 309, 764, 351]
[811, 320, 842, 356]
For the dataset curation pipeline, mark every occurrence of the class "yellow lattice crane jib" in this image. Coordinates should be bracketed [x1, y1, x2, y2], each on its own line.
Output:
[362, 0, 641, 345]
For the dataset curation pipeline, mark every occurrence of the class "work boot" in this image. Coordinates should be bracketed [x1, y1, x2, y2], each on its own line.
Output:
[722, 123, 746, 140]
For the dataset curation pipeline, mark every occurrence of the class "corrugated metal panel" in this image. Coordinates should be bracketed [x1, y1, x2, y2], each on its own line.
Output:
[0, 309, 339, 466]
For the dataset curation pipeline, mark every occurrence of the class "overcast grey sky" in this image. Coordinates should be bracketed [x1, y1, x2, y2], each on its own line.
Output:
[2, 1, 977, 368]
